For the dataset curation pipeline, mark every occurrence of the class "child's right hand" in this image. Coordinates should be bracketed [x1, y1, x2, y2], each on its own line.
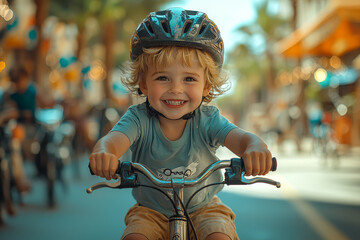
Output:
[89, 132, 130, 180]
[89, 151, 119, 180]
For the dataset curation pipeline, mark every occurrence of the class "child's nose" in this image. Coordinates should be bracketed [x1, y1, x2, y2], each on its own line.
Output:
[169, 81, 183, 94]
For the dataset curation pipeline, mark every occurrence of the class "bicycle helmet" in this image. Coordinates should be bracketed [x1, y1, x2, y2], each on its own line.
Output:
[130, 7, 224, 66]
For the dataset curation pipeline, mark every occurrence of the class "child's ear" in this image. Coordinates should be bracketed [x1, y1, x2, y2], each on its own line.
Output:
[202, 84, 211, 96]
[139, 80, 148, 95]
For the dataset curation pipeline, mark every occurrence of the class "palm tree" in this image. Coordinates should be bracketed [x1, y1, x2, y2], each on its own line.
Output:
[234, 0, 289, 98]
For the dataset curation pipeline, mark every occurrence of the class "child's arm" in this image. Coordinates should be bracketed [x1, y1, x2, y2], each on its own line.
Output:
[224, 128, 272, 176]
[89, 131, 130, 180]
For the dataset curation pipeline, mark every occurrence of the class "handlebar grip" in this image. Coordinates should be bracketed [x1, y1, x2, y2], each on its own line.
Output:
[88, 162, 123, 176]
[239, 157, 277, 171]
[271, 157, 277, 171]
[88, 163, 95, 175]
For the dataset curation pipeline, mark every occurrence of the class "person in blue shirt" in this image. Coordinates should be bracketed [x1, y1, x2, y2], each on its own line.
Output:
[1, 67, 33, 195]
[9, 67, 37, 124]
[89, 8, 273, 240]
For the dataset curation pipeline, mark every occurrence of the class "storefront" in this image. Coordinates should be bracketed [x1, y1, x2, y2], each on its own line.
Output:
[277, 0, 360, 58]
[276, 0, 360, 146]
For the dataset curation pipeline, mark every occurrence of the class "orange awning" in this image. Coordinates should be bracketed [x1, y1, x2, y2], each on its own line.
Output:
[276, 0, 360, 58]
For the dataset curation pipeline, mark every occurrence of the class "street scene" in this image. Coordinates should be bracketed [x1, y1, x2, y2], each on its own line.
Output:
[1, 0, 360, 239]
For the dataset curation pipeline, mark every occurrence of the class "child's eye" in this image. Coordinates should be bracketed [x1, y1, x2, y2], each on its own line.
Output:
[156, 76, 168, 81]
[184, 77, 196, 82]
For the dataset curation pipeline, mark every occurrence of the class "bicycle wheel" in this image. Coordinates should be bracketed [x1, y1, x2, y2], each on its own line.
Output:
[47, 156, 56, 208]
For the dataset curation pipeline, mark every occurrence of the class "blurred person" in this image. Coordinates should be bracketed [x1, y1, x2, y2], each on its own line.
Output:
[0, 78, 31, 198]
[0, 85, 19, 218]
[8, 66, 53, 155]
[9, 67, 37, 123]
[0, 85, 18, 125]
[8, 66, 38, 152]
[267, 101, 302, 153]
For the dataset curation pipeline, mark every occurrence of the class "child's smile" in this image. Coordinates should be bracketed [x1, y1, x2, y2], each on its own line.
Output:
[162, 99, 187, 108]
[140, 52, 210, 121]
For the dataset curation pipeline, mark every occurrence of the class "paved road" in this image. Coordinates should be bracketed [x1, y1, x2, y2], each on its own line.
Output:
[1, 142, 360, 240]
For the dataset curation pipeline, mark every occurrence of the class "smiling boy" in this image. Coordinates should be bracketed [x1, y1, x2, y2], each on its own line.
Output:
[89, 8, 272, 240]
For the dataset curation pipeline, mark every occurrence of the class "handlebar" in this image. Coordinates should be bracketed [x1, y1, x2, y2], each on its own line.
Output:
[87, 157, 280, 193]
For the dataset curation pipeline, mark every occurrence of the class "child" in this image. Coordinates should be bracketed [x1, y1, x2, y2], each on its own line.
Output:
[89, 7, 272, 240]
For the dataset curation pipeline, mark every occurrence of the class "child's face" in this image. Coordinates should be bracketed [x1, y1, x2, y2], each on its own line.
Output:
[140, 53, 210, 120]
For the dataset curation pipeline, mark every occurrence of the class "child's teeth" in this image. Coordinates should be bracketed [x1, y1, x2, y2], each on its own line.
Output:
[166, 100, 184, 105]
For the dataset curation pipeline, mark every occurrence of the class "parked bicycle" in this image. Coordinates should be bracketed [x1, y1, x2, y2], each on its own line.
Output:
[0, 117, 28, 224]
[34, 105, 75, 207]
[87, 157, 280, 240]
[0, 87, 31, 224]
[308, 108, 339, 167]
[0, 120, 16, 225]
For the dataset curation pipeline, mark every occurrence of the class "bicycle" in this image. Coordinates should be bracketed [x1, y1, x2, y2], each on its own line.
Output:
[34, 105, 75, 207]
[87, 157, 280, 239]
[0, 122, 15, 225]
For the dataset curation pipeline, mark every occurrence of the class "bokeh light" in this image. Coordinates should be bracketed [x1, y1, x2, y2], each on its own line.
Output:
[314, 68, 327, 82]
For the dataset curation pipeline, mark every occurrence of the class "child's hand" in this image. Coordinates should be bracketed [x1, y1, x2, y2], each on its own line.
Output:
[89, 151, 119, 180]
[224, 129, 273, 176]
[89, 132, 130, 180]
[242, 145, 272, 176]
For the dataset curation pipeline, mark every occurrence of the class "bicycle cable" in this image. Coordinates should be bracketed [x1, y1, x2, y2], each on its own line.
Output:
[185, 181, 225, 210]
[173, 190, 198, 240]
[137, 184, 179, 216]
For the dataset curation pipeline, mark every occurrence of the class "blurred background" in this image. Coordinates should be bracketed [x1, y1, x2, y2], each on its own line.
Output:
[0, 0, 359, 239]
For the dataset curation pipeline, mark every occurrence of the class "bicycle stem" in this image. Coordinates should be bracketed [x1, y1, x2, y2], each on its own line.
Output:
[170, 178, 188, 239]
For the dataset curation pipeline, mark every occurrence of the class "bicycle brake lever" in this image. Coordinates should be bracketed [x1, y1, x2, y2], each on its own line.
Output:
[86, 174, 122, 194]
[240, 172, 281, 188]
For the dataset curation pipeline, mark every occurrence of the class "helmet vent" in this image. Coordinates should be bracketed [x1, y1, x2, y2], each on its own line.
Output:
[161, 21, 170, 34]
[183, 20, 193, 34]
[199, 24, 206, 35]
[145, 21, 154, 34]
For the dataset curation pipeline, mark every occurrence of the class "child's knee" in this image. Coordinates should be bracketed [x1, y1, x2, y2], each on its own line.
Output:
[206, 232, 232, 240]
[123, 234, 148, 240]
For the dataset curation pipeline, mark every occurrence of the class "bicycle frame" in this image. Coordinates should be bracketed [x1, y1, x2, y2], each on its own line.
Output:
[87, 158, 281, 240]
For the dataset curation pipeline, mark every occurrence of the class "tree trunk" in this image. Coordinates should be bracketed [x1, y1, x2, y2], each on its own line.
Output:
[291, 0, 308, 142]
[33, 0, 50, 84]
[266, 49, 276, 91]
[76, 25, 85, 61]
[103, 19, 116, 99]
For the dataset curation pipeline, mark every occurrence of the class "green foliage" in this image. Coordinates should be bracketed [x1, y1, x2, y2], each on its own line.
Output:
[48, 0, 175, 63]
[224, 0, 292, 106]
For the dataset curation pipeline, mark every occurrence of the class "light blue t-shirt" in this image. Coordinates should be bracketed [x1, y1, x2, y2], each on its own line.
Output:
[111, 103, 237, 217]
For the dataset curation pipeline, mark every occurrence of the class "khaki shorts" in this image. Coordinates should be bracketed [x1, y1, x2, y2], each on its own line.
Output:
[121, 196, 239, 240]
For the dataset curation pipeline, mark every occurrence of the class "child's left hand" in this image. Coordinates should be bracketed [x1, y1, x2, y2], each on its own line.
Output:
[225, 128, 273, 177]
[242, 144, 272, 176]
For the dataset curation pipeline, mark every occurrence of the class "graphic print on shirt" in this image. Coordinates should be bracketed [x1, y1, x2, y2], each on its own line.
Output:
[156, 162, 199, 180]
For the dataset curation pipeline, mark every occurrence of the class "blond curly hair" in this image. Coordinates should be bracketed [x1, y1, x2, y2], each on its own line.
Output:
[121, 46, 229, 103]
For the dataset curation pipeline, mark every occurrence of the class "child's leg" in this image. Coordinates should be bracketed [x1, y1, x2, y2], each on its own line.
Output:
[206, 233, 231, 240]
[121, 204, 168, 240]
[190, 196, 239, 240]
[123, 234, 148, 240]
